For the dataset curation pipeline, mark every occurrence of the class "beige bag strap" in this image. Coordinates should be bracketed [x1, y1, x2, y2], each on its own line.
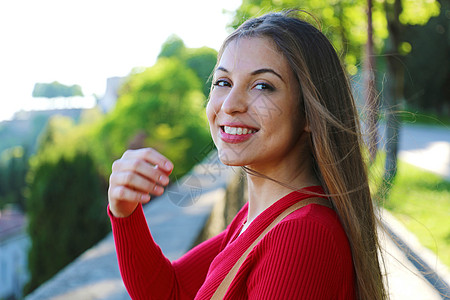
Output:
[211, 197, 331, 299]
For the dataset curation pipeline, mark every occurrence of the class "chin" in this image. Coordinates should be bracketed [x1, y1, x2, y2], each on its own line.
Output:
[217, 148, 248, 166]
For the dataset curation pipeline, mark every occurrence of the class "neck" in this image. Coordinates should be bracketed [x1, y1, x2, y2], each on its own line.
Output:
[244, 154, 320, 226]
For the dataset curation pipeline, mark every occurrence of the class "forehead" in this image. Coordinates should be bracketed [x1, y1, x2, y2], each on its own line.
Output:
[218, 37, 290, 74]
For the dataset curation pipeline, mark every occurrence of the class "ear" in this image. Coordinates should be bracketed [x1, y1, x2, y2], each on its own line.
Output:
[304, 122, 312, 133]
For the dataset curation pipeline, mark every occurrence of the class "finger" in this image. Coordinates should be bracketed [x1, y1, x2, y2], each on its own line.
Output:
[110, 171, 165, 195]
[109, 186, 152, 203]
[112, 160, 170, 186]
[122, 148, 174, 173]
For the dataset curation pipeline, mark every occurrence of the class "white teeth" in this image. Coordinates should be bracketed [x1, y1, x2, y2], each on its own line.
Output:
[224, 126, 255, 135]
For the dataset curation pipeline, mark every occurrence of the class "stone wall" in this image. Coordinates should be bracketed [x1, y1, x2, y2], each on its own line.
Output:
[194, 168, 247, 245]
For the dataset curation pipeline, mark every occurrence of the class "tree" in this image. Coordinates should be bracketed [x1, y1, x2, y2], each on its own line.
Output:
[402, 0, 449, 114]
[92, 37, 216, 178]
[157, 35, 218, 98]
[25, 152, 109, 294]
[93, 57, 212, 179]
[23, 115, 110, 294]
[229, 0, 441, 191]
[185, 47, 218, 98]
[21, 36, 217, 294]
[382, 0, 404, 185]
[230, 0, 378, 76]
[363, 0, 379, 163]
[158, 35, 186, 59]
[32, 81, 83, 98]
[381, 0, 440, 190]
[0, 146, 29, 210]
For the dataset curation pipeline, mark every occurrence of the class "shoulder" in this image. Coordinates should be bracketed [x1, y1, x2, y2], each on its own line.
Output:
[253, 203, 353, 277]
[258, 202, 353, 268]
[262, 203, 351, 258]
[246, 204, 354, 298]
[282, 203, 347, 239]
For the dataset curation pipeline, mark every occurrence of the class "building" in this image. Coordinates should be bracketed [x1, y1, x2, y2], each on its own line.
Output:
[98, 77, 124, 113]
[0, 207, 30, 300]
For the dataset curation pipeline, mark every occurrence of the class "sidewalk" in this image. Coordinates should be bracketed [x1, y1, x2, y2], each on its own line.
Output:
[399, 141, 450, 181]
[381, 123, 450, 180]
[380, 209, 450, 299]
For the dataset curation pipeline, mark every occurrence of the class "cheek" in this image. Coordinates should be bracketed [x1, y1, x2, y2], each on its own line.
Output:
[206, 100, 221, 150]
[206, 93, 223, 125]
[206, 100, 220, 144]
[205, 100, 215, 126]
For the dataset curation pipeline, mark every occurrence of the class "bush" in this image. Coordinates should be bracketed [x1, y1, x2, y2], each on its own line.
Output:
[93, 57, 212, 179]
[25, 152, 109, 294]
[23, 36, 216, 294]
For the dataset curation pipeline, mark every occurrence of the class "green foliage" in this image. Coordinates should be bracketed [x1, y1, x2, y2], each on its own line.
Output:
[24, 151, 109, 294]
[230, 0, 440, 76]
[230, 0, 373, 75]
[22, 115, 109, 294]
[388, 162, 450, 268]
[402, 3, 449, 113]
[36, 116, 75, 154]
[186, 47, 218, 98]
[21, 36, 216, 293]
[370, 155, 450, 267]
[90, 35, 216, 178]
[399, 110, 450, 127]
[158, 35, 186, 59]
[156, 35, 218, 98]
[0, 146, 29, 210]
[32, 81, 83, 98]
[93, 57, 212, 178]
[399, 0, 440, 25]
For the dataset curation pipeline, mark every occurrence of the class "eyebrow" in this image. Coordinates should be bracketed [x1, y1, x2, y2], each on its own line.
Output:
[215, 66, 285, 82]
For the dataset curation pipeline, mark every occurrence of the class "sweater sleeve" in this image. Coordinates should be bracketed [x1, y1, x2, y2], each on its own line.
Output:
[108, 203, 225, 300]
[246, 217, 354, 300]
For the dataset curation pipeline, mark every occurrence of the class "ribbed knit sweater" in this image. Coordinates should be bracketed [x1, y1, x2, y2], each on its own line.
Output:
[109, 187, 356, 299]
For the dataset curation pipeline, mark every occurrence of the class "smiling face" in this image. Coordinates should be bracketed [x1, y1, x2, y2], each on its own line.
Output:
[207, 37, 310, 173]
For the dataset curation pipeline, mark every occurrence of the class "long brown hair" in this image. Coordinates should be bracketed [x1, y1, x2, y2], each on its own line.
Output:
[216, 10, 386, 300]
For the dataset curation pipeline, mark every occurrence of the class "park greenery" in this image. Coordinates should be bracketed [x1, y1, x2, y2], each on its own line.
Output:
[32, 81, 84, 98]
[20, 37, 217, 294]
[0, 0, 448, 295]
[387, 162, 450, 268]
[0, 146, 28, 210]
[231, 0, 448, 187]
[230, 0, 445, 107]
[370, 154, 450, 267]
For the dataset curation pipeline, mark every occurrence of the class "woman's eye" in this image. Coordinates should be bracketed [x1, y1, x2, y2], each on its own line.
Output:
[254, 82, 274, 91]
[213, 79, 231, 87]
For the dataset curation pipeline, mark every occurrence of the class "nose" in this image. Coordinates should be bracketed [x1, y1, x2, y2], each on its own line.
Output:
[221, 86, 248, 115]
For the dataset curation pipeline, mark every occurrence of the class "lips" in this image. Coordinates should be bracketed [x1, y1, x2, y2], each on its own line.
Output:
[219, 125, 259, 144]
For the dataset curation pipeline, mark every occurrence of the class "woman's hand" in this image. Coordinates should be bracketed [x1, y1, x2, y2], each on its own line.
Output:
[108, 148, 174, 218]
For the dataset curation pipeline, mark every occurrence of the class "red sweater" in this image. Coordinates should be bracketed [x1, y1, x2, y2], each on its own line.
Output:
[109, 187, 356, 299]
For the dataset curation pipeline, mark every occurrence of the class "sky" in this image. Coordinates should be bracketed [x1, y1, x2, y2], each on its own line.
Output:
[0, 0, 241, 121]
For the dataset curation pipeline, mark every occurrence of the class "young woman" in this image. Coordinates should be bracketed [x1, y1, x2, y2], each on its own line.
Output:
[108, 10, 386, 300]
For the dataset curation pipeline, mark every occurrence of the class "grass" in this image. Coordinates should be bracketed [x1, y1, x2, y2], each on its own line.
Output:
[399, 110, 450, 127]
[370, 158, 450, 267]
[375, 109, 450, 128]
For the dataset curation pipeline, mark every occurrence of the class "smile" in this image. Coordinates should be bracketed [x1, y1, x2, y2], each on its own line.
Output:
[219, 125, 258, 144]
[223, 126, 257, 135]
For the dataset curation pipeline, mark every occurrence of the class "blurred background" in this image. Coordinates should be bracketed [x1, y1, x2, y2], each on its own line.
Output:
[0, 0, 448, 299]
